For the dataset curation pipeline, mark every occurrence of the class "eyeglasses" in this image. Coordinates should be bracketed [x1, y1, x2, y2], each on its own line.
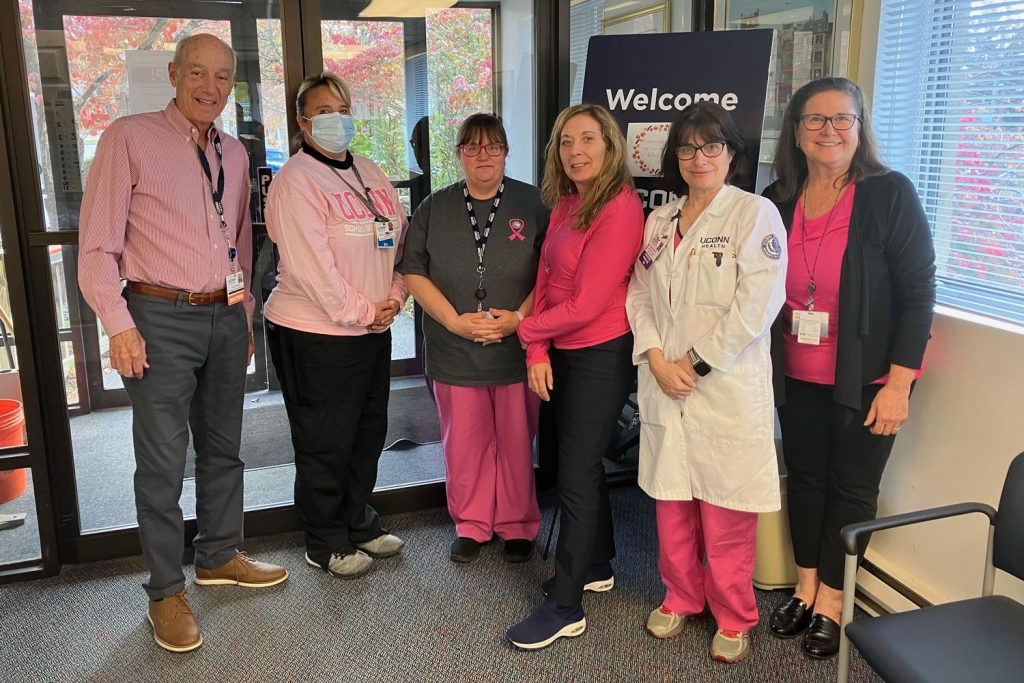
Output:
[458, 143, 507, 157]
[675, 142, 727, 160]
[799, 114, 861, 131]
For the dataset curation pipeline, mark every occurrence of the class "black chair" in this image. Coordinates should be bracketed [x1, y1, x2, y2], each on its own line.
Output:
[836, 451, 1024, 683]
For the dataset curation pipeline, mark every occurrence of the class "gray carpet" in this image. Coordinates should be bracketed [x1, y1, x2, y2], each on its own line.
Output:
[0, 469, 40, 565]
[0, 487, 882, 682]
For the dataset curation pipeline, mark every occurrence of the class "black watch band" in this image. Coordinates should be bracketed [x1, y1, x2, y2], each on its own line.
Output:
[687, 348, 711, 377]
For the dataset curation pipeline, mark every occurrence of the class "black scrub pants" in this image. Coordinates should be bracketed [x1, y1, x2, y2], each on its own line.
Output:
[547, 333, 635, 608]
[777, 376, 901, 589]
[267, 322, 390, 565]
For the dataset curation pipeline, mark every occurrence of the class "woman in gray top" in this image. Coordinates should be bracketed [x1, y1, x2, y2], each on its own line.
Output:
[398, 114, 549, 564]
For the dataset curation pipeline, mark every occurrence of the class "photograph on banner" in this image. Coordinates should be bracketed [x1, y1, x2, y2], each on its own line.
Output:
[581, 29, 774, 212]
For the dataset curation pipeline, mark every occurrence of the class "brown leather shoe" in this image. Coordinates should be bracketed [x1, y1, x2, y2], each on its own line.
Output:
[147, 590, 202, 653]
[193, 551, 288, 588]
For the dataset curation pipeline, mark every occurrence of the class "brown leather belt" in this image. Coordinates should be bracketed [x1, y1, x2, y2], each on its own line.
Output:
[126, 281, 227, 305]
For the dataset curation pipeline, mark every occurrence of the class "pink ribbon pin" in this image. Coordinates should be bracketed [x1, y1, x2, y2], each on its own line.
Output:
[509, 218, 526, 241]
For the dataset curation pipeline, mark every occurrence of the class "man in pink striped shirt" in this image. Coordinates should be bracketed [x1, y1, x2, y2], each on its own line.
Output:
[78, 33, 286, 654]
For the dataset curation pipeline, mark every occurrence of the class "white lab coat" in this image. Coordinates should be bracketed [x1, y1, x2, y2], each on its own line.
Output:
[626, 185, 787, 512]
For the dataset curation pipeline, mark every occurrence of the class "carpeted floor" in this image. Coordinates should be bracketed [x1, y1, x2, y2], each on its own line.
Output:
[0, 487, 882, 683]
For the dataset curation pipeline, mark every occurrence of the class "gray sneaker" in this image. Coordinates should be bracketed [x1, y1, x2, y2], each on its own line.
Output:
[356, 533, 405, 558]
[305, 551, 373, 579]
[645, 606, 689, 639]
[711, 629, 751, 663]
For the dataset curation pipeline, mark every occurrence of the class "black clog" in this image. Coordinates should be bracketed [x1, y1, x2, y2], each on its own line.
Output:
[769, 596, 813, 638]
[802, 613, 841, 659]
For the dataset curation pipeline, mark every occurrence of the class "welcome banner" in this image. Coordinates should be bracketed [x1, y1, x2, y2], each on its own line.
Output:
[582, 30, 774, 212]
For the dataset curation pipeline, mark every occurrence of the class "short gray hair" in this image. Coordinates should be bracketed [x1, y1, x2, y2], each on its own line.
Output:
[172, 33, 237, 73]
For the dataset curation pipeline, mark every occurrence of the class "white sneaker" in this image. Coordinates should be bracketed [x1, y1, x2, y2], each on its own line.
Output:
[645, 606, 688, 639]
[305, 551, 373, 579]
[711, 629, 751, 663]
[356, 533, 405, 558]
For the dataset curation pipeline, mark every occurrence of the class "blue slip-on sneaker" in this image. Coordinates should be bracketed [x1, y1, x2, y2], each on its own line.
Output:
[542, 562, 614, 596]
[506, 601, 587, 651]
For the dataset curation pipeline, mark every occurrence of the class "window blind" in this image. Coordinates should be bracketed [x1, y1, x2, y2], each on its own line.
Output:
[873, 0, 1024, 324]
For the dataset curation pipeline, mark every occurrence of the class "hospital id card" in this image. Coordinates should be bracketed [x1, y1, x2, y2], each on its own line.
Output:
[792, 310, 829, 345]
[226, 271, 245, 306]
[639, 231, 669, 270]
[375, 219, 396, 249]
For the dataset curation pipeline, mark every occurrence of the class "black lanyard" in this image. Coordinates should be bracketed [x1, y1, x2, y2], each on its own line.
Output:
[462, 180, 504, 310]
[195, 131, 237, 268]
[329, 163, 387, 222]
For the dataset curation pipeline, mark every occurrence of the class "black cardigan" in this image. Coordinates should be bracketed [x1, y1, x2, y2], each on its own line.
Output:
[764, 171, 936, 410]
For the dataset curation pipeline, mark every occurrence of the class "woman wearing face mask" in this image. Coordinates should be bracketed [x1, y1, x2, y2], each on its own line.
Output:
[264, 71, 408, 579]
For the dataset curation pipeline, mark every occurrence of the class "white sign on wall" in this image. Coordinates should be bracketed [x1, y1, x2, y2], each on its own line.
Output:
[125, 50, 175, 115]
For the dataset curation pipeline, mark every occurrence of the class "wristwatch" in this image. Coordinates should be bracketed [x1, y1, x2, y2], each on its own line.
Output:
[686, 348, 712, 377]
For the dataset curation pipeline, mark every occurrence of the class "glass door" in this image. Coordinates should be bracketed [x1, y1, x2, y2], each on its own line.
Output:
[7, 0, 545, 567]
[13, 0, 303, 552]
[310, 1, 540, 492]
[17, 0, 294, 414]
[0, 9, 57, 577]
[0, 130, 39, 573]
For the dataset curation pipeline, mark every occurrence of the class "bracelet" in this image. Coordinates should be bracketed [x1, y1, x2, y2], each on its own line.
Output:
[514, 311, 524, 321]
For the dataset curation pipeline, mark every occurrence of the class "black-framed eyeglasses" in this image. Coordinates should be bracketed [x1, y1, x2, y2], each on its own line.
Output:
[458, 143, 507, 157]
[675, 141, 727, 160]
[799, 114, 861, 131]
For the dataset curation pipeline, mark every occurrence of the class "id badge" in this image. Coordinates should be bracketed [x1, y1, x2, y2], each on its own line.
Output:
[375, 219, 396, 249]
[639, 231, 669, 270]
[226, 271, 245, 306]
[791, 310, 829, 345]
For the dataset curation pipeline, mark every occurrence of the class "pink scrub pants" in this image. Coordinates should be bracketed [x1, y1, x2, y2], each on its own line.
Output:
[656, 499, 760, 633]
[433, 380, 541, 542]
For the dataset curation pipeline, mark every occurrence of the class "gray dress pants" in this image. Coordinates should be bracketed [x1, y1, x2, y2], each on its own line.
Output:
[122, 290, 248, 599]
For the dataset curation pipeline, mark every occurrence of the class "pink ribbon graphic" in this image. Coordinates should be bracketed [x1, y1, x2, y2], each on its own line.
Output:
[509, 218, 526, 241]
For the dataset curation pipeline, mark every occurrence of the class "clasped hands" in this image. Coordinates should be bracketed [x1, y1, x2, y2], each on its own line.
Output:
[367, 298, 402, 332]
[648, 351, 698, 401]
[448, 308, 520, 346]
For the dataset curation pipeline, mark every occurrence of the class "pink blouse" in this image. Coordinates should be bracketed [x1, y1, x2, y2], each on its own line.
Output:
[783, 184, 855, 384]
[518, 187, 644, 366]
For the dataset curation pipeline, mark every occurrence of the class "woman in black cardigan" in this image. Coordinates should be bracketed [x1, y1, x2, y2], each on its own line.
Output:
[762, 77, 936, 659]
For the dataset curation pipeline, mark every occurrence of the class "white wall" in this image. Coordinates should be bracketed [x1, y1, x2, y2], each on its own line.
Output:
[864, 310, 1024, 605]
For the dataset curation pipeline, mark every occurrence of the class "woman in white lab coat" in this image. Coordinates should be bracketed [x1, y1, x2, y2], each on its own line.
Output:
[625, 102, 787, 664]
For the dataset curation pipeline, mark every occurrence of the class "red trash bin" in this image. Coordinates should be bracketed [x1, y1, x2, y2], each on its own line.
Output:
[0, 399, 27, 503]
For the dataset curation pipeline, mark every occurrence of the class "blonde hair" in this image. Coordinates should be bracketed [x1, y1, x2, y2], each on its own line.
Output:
[291, 71, 353, 148]
[540, 104, 634, 230]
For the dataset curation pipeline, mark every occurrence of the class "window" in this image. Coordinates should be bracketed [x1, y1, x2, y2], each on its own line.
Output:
[873, 0, 1024, 325]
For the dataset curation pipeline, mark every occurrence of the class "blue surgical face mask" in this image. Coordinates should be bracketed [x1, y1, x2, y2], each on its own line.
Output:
[305, 112, 356, 154]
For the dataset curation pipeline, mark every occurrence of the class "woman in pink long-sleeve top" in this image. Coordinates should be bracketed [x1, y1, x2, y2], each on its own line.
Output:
[506, 103, 644, 650]
[264, 72, 407, 580]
